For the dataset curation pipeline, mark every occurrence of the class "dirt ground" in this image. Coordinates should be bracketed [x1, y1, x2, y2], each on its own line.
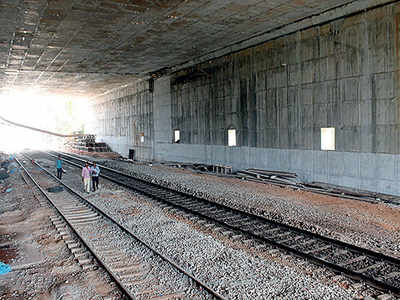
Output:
[0, 158, 120, 299]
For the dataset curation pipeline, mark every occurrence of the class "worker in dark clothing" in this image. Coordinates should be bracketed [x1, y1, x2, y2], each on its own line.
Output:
[56, 155, 63, 180]
[91, 162, 100, 191]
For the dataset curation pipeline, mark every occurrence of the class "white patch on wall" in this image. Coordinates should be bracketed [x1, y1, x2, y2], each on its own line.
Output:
[140, 133, 145, 143]
[321, 127, 335, 150]
[174, 130, 180, 143]
[228, 129, 236, 146]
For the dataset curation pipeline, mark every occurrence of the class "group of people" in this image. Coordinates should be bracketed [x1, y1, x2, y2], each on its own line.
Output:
[81, 161, 100, 193]
[56, 155, 101, 193]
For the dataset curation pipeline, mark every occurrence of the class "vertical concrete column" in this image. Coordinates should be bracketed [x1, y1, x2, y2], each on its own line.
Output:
[153, 76, 173, 161]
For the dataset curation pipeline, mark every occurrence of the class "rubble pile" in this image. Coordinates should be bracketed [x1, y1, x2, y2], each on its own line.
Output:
[0, 152, 16, 194]
[65, 134, 112, 153]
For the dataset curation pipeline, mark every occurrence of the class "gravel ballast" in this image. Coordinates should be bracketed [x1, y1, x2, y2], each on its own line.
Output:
[98, 159, 400, 259]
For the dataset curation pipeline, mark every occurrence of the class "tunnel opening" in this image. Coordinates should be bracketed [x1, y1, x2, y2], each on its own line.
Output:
[0, 91, 92, 153]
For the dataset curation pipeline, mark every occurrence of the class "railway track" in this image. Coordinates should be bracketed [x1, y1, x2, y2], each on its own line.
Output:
[44, 150, 400, 296]
[17, 154, 226, 299]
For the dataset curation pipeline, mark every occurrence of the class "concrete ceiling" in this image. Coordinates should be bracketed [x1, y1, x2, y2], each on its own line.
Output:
[0, 0, 393, 98]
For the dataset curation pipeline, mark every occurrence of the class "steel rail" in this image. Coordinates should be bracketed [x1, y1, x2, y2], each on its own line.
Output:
[25, 153, 228, 300]
[14, 156, 136, 300]
[50, 151, 400, 263]
[47, 150, 400, 295]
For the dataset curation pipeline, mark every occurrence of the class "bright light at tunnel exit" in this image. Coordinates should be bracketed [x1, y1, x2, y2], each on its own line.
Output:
[0, 91, 92, 153]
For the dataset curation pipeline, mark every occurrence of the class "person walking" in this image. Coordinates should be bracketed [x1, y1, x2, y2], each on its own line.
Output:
[56, 155, 63, 180]
[91, 162, 100, 192]
[81, 162, 91, 193]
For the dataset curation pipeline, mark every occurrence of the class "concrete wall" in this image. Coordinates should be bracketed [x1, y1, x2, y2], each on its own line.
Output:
[91, 3, 400, 195]
[153, 4, 400, 195]
[90, 81, 154, 161]
[170, 5, 400, 153]
[153, 77, 173, 161]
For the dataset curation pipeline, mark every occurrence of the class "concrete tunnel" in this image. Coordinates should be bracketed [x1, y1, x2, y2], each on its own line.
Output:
[0, 0, 400, 196]
[1, 1, 400, 299]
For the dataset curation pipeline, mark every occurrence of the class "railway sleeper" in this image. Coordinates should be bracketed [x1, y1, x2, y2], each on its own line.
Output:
[113, 265, 147, 274]
[118, 271, 147, 281]
[66, 242, 81, 249]
[240, 221, 262, 230]
[173, 199, 197, 206]
[231, 234, 243, 240]
[52, 219, 64, 226]
[383, 272, 400, 280]
[50, 217, 62, 224]
[123, 275, 157, 289]
[258, 228, 281, 236]
[270, 232, 292, 241]
[186, 205, 210, 211]
[279, 235, 305, 245]
[223, 218, 244, 226]
[64, 239, 76, 245]
[338, 255, 367, 267]
[71, 247, 85, 255]
[57, 231, 70, 237]
[110, 261, 142, 270]
[164, 195, 185, 201]
[55, 224, 67, 231]
[355, 262, 386, 274]
[62, 207, 90, 213]
[304, 245, 332, 255]
[102, 255, 126, 263]
[82, 264, 98, 271]
[296, 238, 317, 247]
[254, 244, 268, 250]
[74, 251, 89, 259]
[100, 249, 123, 255]
[69, 216, 102, 225]
[62, 210, 93, 217]
[64, 212, 98, 220]
[61, 205, 88, 211]
[78, 257, 93, 265]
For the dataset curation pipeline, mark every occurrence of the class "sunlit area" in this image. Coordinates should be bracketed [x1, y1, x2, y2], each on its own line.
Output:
[0, 90, 93, 153]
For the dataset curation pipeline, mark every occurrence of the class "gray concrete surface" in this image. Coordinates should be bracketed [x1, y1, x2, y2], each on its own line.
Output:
[91, 3, 400, 196]
[0, 0, 396, 97]
[91, 81, 154, 161]
[169, 4, 400, 155]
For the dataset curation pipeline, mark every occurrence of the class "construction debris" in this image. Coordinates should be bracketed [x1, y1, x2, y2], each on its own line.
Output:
[233, 168, 400, 205]
[236, 169, 301, 186]
[163, 162, 232, 175]
[65, 134, 113, 153]
[0, 152, 13, 193]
